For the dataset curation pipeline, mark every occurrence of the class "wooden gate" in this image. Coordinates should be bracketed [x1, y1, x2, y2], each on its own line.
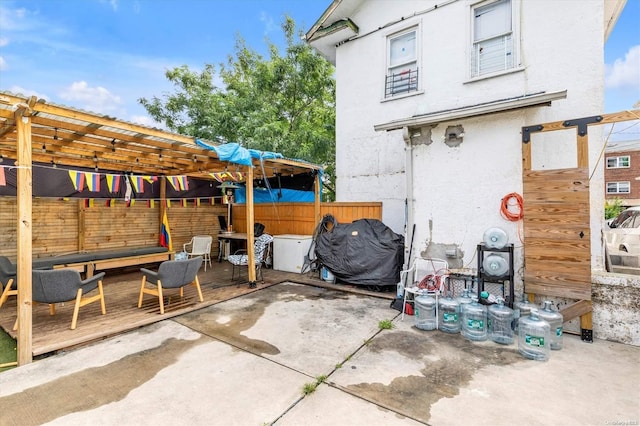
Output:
[522, 110, 639, 341]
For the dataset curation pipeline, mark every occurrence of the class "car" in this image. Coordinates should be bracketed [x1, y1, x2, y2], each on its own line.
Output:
[605, 206, 640, 255]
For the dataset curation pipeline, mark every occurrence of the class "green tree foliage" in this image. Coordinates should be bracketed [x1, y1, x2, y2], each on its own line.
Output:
[605, 198, 624, 220]
[139, 17, 336, 199]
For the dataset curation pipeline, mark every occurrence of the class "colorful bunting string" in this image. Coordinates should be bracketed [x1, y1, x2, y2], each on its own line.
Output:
[210, 171, 245, 183]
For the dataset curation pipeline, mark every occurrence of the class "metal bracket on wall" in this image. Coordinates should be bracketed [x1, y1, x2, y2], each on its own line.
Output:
[562, 115, 603, 136]
[581, 328, 593, 343]
[521, 125, 544, 143]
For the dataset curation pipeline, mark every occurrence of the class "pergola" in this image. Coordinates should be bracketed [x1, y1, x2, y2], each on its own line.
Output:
[0, 91, 323, 364]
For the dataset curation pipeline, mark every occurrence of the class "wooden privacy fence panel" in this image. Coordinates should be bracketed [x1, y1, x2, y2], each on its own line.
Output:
[0, 198, 79, 259]
[233, 202, 383, 235]
[522, 168, 591, 300]
[169, 205, 227, 250]
[0, 197, 226, 260]
[82, 204, 159, 251]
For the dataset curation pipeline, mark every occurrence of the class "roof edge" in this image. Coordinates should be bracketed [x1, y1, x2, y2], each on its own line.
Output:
[374, 90, 568, 132]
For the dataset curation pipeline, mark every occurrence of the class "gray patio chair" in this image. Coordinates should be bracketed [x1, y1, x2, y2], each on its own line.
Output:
[138, 256, 204, 314]
[13, 269, 107, 330]
[228, 233, 273, 286]
[0, 256, 17, 308]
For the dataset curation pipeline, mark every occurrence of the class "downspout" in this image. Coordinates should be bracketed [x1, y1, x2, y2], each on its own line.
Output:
[402, 127, 414, 268]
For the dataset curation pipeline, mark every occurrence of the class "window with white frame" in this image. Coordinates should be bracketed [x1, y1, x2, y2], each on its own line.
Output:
[607, 182, 631, 194]
[471, 0, 514, 77]
[385, 28, 418, 98]
[606, 155, 630, 168]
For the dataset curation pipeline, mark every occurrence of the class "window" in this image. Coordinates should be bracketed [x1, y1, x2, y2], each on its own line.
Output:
[606, 156, 630, 168]
[385, 28, 418, 97]
[607, 182, 630, 194]
[471, 0, 514, 77]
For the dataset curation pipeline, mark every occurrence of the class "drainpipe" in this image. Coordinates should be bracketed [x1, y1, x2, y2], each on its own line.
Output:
[402, 127, 414, 268]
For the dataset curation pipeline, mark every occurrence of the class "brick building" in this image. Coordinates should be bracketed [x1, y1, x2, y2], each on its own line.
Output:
[605, 140, 640, 207]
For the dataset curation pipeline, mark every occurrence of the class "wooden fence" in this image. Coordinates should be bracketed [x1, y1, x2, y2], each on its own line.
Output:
[0, 198, 382, 260]
[233, 202, 383, 235]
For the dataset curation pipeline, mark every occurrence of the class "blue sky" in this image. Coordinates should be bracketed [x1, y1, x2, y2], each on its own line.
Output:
[0, 0, 638, 137]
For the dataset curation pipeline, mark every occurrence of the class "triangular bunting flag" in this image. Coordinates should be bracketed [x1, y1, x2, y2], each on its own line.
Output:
[106, 174, 120, 193]
[166, 175, 189, 191]
[209, 172, 245, 183]
[85, 172, 101, 192]
[130, 176, 145, 193]
[68, 171, 85, 191]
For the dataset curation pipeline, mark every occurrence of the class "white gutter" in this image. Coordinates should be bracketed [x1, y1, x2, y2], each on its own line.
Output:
[374, 90, 568, 132]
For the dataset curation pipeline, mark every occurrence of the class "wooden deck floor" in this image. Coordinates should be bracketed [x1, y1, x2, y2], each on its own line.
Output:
[0, 261, 394, 357]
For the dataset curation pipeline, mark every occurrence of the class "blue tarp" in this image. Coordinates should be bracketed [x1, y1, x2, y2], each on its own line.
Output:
[235, 187, 315, 203]
[194, 140, 321, 202]
[194, 140, 284, 166]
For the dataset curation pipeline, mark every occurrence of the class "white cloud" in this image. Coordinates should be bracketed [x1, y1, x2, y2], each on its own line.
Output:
[59, 81, 122, 114]
[0, 37, 8, 47]
[0, 56, 6, 71]
[99, 0, 118, 12]
[130, 114, 164, 128]
[8, 85, 49, 101]
[606, 45, 640, 90]
[260, 11, 277, 35]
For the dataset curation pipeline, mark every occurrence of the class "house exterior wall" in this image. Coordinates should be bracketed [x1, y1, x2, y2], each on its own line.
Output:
[604, 145, 640, 206]
[332, 0, 606, 274]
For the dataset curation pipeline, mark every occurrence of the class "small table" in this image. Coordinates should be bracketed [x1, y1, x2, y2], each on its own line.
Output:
[217, 232, 247, 262]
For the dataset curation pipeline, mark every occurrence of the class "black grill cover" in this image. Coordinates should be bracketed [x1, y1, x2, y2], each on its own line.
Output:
[315, 219, 404, 286]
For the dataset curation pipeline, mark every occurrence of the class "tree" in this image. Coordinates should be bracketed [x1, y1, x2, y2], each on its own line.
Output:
[139, 17, 336, 199]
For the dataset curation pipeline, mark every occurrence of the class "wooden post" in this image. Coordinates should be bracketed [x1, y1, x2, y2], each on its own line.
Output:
[245, 165, 256, 287]
[15, 106, 33, 365]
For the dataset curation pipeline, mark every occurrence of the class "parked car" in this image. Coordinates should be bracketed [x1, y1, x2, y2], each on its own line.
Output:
[605, 206, 640, 255]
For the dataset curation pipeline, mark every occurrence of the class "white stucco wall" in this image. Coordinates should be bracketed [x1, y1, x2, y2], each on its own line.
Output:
[333, 0, 606, 274]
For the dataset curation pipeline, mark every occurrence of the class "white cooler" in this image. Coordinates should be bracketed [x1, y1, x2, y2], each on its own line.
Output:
[273, 234, 313, 273]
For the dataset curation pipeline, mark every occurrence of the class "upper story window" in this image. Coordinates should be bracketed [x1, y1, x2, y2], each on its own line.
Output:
[607, 182, 631, 194]
[606, 155, 631, 168]
[471, 0, 514, 77]
[385, 28, 418, 98]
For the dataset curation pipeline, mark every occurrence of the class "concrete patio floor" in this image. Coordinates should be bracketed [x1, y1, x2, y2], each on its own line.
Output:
[0, 282, 638, 426]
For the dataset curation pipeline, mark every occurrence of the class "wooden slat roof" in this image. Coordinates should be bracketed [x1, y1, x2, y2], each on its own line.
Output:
[0, 91, 322, 179]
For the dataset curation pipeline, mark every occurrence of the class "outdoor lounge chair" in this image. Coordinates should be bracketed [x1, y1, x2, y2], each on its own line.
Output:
[13, 269, 107, 330]
[227, 233, 273, 287]
[183, 235, 213, 271]
[138, 256, 204, 314]
[0, 256, 17, 308]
